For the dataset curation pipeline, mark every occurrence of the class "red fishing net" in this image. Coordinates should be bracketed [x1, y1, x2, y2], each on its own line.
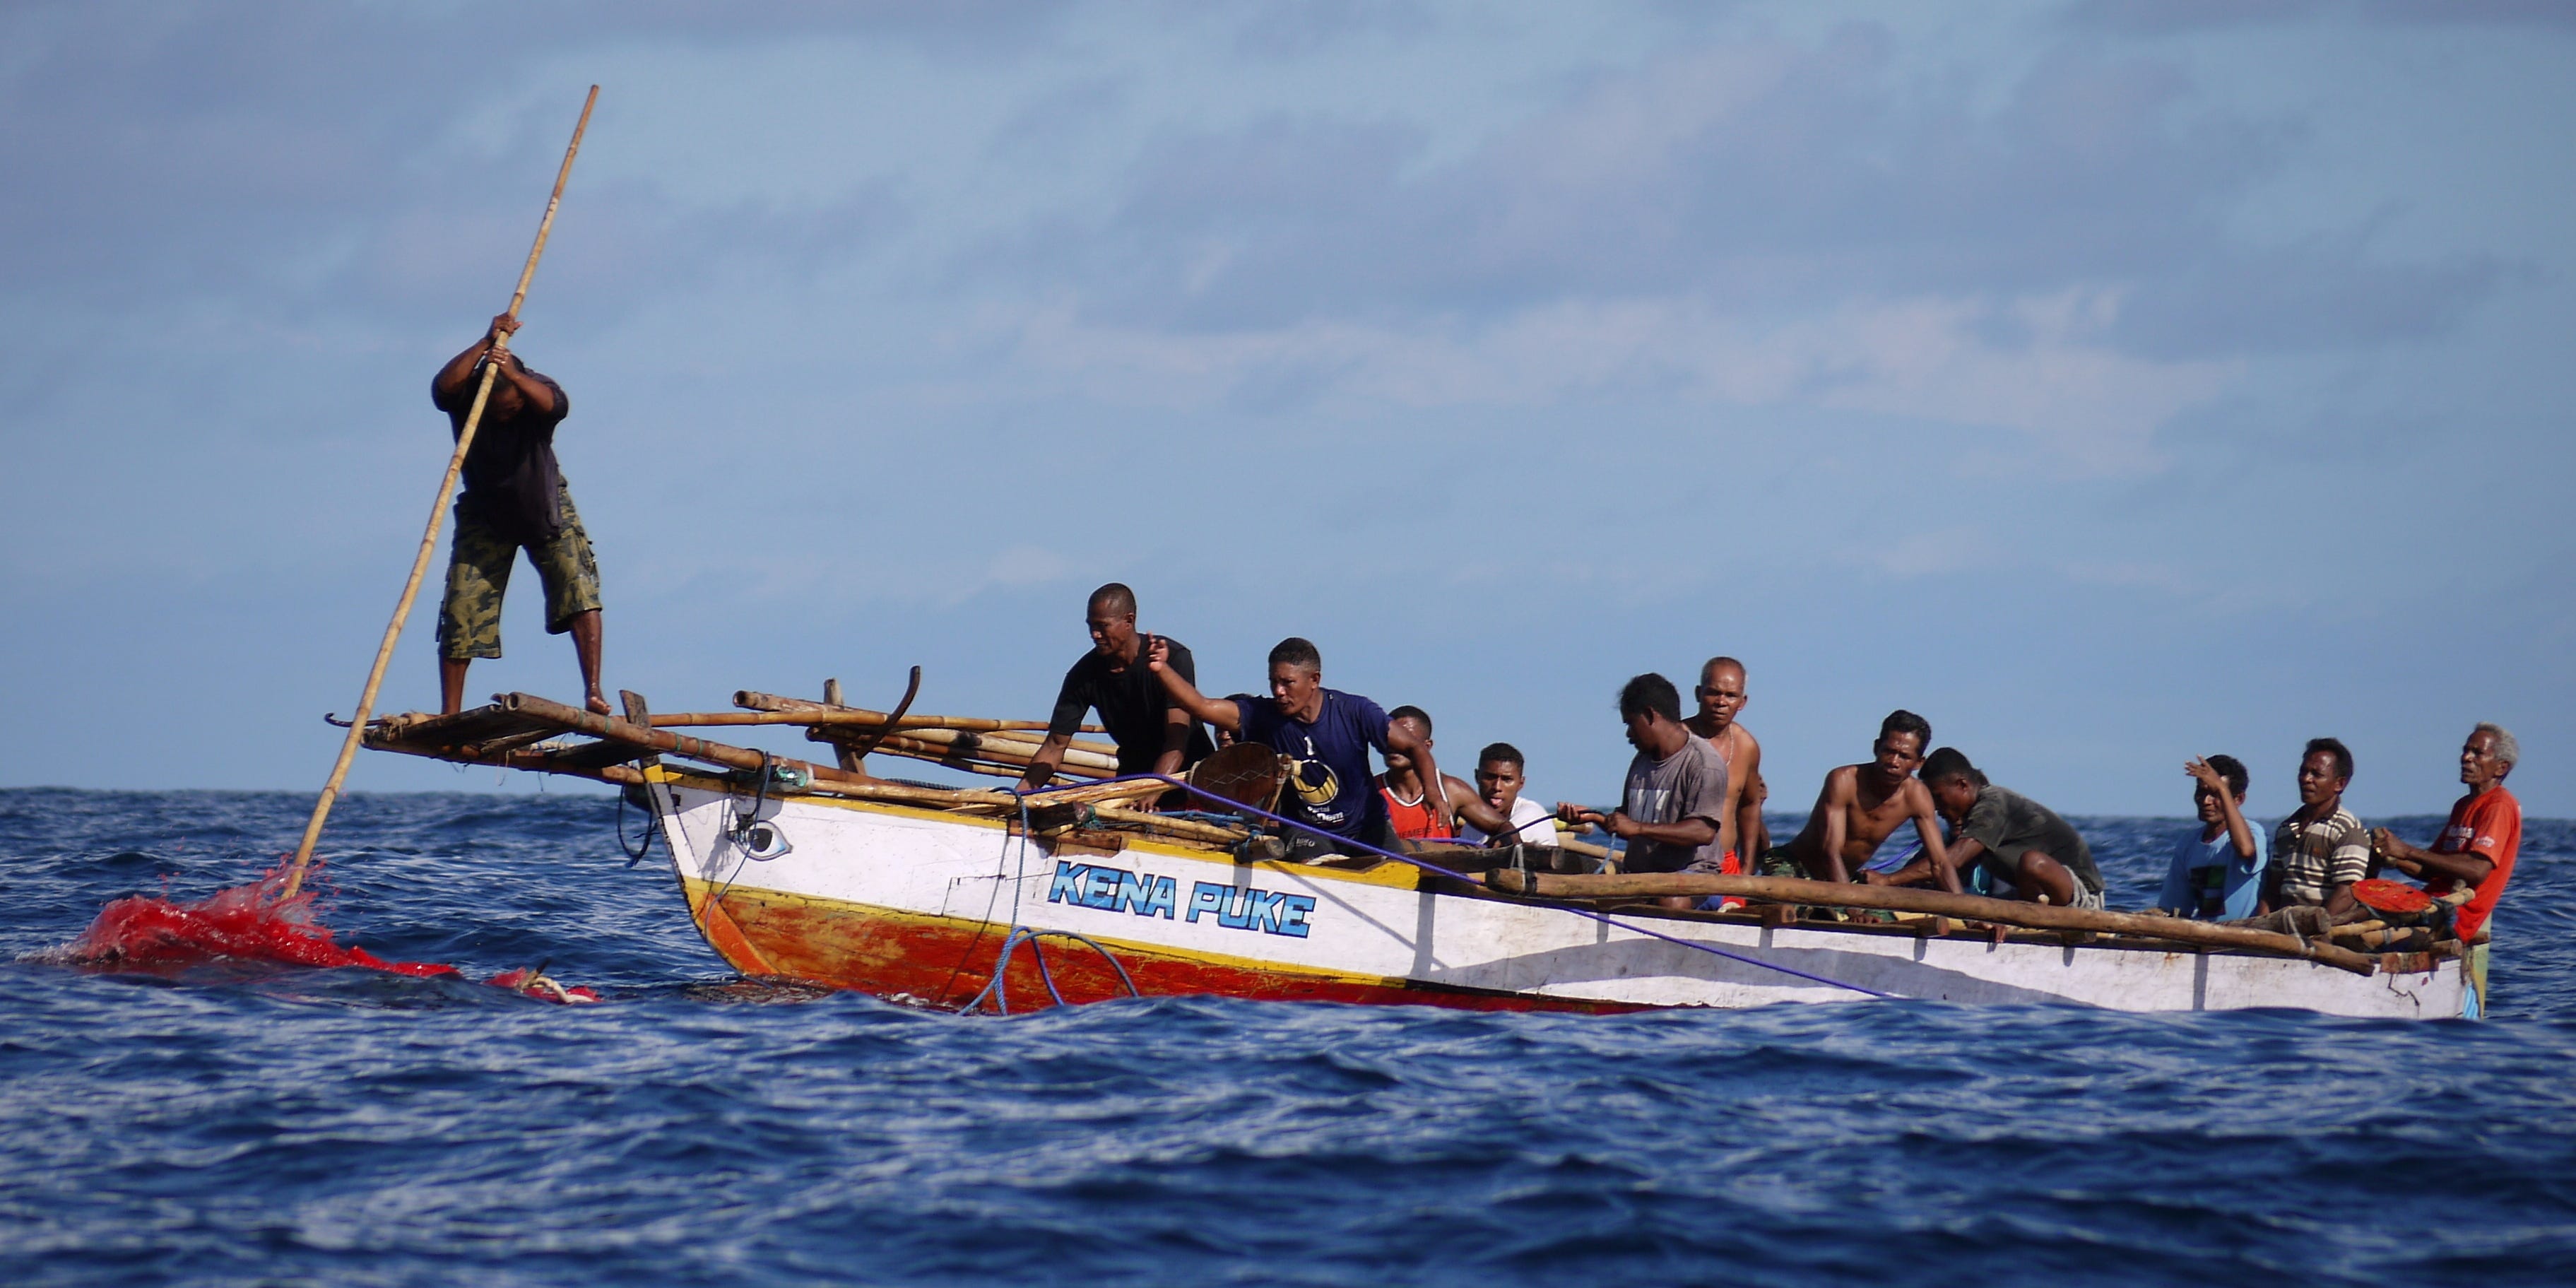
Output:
[61, 859, 596, 1002]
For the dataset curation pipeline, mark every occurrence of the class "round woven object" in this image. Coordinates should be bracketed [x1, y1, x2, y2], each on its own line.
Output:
[2352, 878, 2433, 915]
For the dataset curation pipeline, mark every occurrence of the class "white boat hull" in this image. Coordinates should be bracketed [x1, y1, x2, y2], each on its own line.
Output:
[649, 773, 2469, 1019]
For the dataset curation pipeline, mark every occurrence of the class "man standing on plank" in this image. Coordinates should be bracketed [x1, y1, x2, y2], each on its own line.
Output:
[1768, 710, 1952, 887]
[1682, 656, 1768, 866]
[1915, 748, 2105, 908]
[2259, 738, 2373, 928]
[431, 313, 607, 715]
[1558, 674, 1730, 909]
[1374, 707, 1516, 845]
[1150, 637, 1444, 861]
[1018, 583, 1214, 795]
[2373, 723, 2522, 1009]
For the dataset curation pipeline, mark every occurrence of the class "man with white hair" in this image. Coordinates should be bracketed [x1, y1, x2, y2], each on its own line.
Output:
[2373, 723, 2524, 1012]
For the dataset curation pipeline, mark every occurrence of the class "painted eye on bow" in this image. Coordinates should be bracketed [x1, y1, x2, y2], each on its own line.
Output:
[738, 822, 791, 860]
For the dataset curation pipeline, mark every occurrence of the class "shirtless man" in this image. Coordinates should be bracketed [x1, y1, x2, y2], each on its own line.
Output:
[1682, 656, 1767, 865]
[1766, 710, 1951, 887]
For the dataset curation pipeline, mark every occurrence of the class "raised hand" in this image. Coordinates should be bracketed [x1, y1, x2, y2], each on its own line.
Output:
[2184, 757, 2227, 793]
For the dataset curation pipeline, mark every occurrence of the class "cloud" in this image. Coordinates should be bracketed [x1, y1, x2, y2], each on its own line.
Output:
[1000, 285, 2236, 469]
[952, 23, 2491, 451]
[1229, 0, 1438, 60]
[2069, 0, 2576, 35]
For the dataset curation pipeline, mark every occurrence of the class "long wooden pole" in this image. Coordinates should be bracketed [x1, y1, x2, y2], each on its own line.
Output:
[729, 690, 1107, 735]
[1482, 870, 2376, 974]
[281, 87, 599, 899]
[655, 709, 1104, 735]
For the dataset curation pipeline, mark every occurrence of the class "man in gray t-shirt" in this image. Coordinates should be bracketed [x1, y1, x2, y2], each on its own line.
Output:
[1559, 674, 1732, 884]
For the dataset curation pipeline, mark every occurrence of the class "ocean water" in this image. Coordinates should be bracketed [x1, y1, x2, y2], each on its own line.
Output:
[4, 788, 2572, 1287]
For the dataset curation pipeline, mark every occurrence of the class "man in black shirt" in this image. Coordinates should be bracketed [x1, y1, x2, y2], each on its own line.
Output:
[1913, 748, 2106, 908]
[1017, 583, 1213, 795]
[430, 313, 607, 714]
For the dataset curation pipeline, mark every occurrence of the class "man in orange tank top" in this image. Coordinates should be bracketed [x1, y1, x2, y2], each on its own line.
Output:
[2373, 723, 2522, 1014]
[1375, 707, 1515, 847]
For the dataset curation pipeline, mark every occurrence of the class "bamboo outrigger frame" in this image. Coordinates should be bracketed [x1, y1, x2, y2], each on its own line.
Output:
[360, 687, 2462, 986]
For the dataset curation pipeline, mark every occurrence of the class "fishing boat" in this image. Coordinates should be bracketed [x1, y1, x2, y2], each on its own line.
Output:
[360, 687, 2477, 1019]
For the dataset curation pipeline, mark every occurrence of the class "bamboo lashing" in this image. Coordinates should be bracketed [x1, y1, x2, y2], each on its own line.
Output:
[502, 692, 864, 786]
[282, 87, 599, 901]
[820, 679, 861, 773]
[1482, 870, 2376, 974]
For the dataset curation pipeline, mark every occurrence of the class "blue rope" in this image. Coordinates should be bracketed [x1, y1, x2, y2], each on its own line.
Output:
[957, 926, 1145, 1015]
[1020, 772, 1891, 999]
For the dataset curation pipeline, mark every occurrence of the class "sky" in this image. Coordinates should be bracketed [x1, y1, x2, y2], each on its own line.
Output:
[2, 0, 2570, 819]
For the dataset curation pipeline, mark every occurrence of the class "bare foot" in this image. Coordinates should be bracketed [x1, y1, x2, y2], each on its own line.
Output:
[587, 692, 613, 716]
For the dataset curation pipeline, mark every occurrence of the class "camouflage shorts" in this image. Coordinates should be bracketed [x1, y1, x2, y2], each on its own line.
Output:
[437, 480, 603, 661]
[1755, 844, 1806, 879]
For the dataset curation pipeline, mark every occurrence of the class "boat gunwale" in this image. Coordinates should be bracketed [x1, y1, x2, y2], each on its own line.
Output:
[658, 774, 2460, 969]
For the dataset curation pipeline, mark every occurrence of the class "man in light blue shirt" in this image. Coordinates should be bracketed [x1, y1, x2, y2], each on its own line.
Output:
[2157, 754, 2267, 919]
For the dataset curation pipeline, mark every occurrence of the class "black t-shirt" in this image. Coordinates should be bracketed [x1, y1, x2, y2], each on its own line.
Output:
[1961, 784, 2105, 895]
[1048, 637, 1216, 775]
[437, 356, 570, 547]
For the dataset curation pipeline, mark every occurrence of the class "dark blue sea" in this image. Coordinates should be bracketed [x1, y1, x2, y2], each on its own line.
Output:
[4, 789, 2572, 1286]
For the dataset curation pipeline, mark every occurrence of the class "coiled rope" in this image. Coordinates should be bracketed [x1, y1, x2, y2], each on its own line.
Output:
[615, 785, 659, 867]
[956, 926, 1144, 1015]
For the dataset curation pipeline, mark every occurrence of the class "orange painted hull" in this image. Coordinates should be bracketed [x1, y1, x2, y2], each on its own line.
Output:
[687, 884, 1648, 1014]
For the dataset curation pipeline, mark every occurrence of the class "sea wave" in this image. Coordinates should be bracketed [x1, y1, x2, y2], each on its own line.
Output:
[2, 790, 2570, 1285]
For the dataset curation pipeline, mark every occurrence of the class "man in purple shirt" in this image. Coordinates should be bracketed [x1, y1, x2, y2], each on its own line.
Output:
[1151, 636, 1446, 861]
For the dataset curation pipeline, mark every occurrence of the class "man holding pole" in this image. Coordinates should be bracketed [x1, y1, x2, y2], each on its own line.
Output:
[430, 312, 608, 716]
[1558, 674, 1732, 909]
[283, 85, 596, 900]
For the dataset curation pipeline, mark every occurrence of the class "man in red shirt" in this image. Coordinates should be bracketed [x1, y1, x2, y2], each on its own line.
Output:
[1373, 706, 1513, 846]
[2373, 723, 2522, 1014]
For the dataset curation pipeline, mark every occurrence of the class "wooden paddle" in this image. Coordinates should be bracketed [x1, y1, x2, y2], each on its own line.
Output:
[280, 87, 599, 900]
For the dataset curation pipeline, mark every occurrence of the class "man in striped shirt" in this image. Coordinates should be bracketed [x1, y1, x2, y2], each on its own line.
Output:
[2260, 738, 2373, 928]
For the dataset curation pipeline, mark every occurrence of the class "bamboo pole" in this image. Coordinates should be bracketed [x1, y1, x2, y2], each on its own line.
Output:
[1482, 870, 2376, 974]
[367, 693, 1203, 823]
[282, 87, 599, 901]
[722, 692, 1107, 738]
[839, 726, 1121, 773]
[857, 733, 1117, 779]
[1030, 779, 1176, 808]
[863, 752, 1027, 782]
[1081, 804, 1246, 845]
[820, 678, 861, 774]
